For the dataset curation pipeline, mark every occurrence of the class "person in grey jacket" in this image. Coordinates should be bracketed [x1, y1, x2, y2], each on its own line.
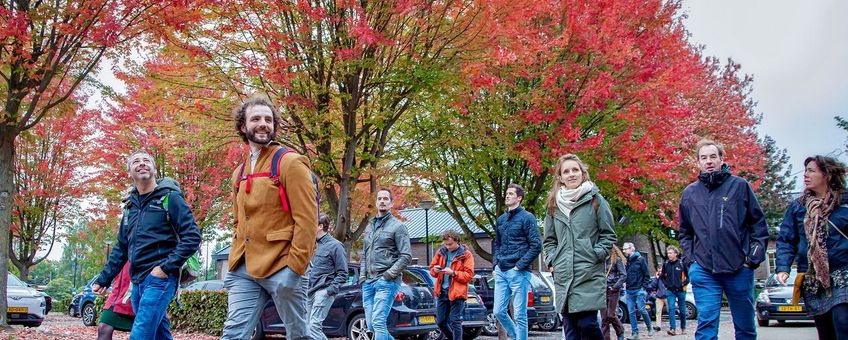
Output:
[359, 188, 412, 340]
[603, 245, 627, 340]
[308, 213, 348, 340]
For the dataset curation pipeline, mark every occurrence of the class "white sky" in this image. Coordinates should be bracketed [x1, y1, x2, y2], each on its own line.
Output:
[682, 0, 848, 189]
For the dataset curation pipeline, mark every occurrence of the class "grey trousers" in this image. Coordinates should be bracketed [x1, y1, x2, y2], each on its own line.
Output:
[220, 263, 309, 340]
[308, 288, 336, 340]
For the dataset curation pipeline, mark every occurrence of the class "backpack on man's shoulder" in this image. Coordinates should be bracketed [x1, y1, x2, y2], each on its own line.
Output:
[234, 146, 321, 213]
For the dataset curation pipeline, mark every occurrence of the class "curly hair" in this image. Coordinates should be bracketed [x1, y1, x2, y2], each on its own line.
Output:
[441, 229, 462, 242]
[233, 95, 282, 144]
[804, 155, 847, 193]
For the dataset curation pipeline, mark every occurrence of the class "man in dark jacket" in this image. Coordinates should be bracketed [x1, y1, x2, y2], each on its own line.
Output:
[93, 150, 201, 340]
[678, 139, 768, 340]
[622, 242, 652, 339]
[360, 188, 413, 339]
[492, 183, 541, 340]
[308, 214, 348, 340]
[660, 245, 689, 336]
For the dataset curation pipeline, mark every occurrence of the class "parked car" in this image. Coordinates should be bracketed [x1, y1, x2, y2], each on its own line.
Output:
[184, 279, 225, 291]
[405, 265, 488, 339]
[472, 269, 557, 336]
[74, 276, 104, 326]
[536, 271, 559, 331]
[756, 269, 811, 326]
[616, 283, 697, 323]
[253, 264, 438, 340]
[7, 272, 46, 327]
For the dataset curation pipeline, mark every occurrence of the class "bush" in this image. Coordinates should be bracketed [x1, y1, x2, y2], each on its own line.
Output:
[44, 277, 74, 313]
[168, 290, 228, 336]
[92, 289, 228, 336]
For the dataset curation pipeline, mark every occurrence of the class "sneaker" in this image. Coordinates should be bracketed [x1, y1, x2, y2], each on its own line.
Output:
[653, 326, 661, 331]
[626, 333, 640, 340]
[618, 333, 625, 340]
[648, 329, 655, 337]
[667, 329, 676, 336]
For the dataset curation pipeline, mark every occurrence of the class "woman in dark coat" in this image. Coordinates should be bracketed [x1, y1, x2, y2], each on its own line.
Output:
[776, 155, 848, 339]
[602, 245, 627, 340]
[543, 154, 617, 340]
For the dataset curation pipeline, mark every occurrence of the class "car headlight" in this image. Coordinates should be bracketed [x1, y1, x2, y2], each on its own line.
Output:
[757, 292, 769, 304]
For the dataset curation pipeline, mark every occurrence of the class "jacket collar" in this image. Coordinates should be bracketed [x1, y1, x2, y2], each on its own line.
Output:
[698, 163, 732, 190]
[438, 244, 467, 258]
[507, 206, 524, 217]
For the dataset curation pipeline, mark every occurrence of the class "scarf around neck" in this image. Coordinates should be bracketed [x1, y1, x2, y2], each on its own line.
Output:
[557, 181, 595, 217]
[804, 190, 840, 290]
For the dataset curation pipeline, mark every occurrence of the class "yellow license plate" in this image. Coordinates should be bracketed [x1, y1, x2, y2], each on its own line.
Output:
[419, 315, 436, 324]
[7, 307, 27, 313]
[541, 296, 551, 303]
[778, 305, 803, 312]
[467, 297, 478, 304]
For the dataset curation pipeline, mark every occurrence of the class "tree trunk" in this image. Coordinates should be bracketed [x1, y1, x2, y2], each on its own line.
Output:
[0, 128, 17, 328]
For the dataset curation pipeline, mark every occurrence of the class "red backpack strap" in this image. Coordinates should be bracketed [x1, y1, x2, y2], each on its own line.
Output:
[270, 147, 296, 212]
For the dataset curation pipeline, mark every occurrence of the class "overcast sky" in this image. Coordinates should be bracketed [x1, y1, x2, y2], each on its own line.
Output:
[682, 0, 848, 190]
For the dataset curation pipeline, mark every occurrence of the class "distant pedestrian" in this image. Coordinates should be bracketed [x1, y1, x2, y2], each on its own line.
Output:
[660, 245, 689, 336]
[307, 214, 348, 340]
[429, 229, 475, 340]
[622, 242, 652, 339]
[602, 245, 627, 340]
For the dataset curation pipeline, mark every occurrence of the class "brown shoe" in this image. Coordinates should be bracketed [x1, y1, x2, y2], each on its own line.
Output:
[667, 330, 676, 336]
[679, 329, 687, 335]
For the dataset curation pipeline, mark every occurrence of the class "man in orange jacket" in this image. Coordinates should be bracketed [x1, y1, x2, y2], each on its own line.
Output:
[429, 229, 475, 340]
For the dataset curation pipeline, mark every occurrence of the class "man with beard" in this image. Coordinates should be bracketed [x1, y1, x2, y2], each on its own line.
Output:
[220, 96, 319, 340]
[93, 150, 201, 340]
[359, 188, 412, 340]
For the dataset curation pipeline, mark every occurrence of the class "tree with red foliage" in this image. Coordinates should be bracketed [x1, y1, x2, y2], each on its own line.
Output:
[11, 105, 97, 280]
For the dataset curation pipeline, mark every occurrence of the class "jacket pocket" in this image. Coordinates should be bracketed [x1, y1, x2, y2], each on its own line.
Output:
[267, 228, 294, 242]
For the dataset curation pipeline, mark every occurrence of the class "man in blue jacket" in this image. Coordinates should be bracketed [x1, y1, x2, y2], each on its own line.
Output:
[492, 183, 541, 340]
[622, 242, 653, 339]
[93, 150, 202, 340]
[678, 139, 768, 340]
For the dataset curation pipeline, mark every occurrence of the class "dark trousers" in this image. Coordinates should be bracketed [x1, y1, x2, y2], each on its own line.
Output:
[602, 288, 625, 340]
[561, 303, 603, 340]
[814, 303, 848, 340]
[436, 288, 466, 340]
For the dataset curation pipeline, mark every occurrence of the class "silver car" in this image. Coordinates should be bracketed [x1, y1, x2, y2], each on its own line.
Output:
[7, 272, 46, 327]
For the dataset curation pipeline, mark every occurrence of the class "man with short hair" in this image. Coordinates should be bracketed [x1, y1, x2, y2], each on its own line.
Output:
[360, 188, 413, 340]
[622, 242, 652, 340]
[678, 139, 768, 340]
[429, 229, 475, 340]
[221, 96, 319, 340]
[492, 183, 542, 340]
[307, 214, 349, 340]
[660, 245, 689, 336]
[93, 150, 201, 340]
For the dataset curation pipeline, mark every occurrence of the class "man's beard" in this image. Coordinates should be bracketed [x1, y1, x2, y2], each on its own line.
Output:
[246, 127, 276, 144]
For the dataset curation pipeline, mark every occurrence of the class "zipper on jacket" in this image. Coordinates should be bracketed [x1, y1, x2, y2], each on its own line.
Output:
[719, 202, 724, 229]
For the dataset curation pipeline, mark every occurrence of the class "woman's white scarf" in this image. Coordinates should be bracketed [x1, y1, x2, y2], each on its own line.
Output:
[557, 181, 595, 217]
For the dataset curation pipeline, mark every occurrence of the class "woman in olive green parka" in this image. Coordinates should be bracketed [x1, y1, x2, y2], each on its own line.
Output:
[543, 154, 617, 340]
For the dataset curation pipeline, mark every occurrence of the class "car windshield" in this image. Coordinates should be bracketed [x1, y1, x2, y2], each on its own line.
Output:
[7, 273, 26, 287]
[530, 273, 549, 291]
[766, 271, 798, 287]
[402, 270, 429, 286]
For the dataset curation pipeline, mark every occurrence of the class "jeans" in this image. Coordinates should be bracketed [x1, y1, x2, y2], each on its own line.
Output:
[602, 288, 624, 340]
[436, 288, 466, 340]
[666, 291, 687, 330]
[625, 289, 651, 334]
[813, 303, 848, 340]
[688, 262, 755, 340]
[493, 266, 530, 340]
[308, 288, 336, 340]
[362, 277, 401, 340]
[221, 264, 310, 340]
[130, 273, 177, 340]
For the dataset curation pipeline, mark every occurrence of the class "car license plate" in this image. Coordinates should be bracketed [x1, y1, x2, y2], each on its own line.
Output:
[778, 305, 803, 312]
[467, 297, 478, 304]
[541, 296, 551, 303]
[419, 315, 436, 324]
[7, 307, 27, 313]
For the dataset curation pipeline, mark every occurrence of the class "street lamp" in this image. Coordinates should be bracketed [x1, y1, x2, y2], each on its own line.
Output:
[105, 239, 113, 259]
[419, 200, 435, 264]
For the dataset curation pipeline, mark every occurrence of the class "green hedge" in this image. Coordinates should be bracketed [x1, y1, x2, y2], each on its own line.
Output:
[94, 290, 228, 336]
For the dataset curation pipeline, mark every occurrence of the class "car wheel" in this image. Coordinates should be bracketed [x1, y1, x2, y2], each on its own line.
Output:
[685, 301, 697, 320]
[82, 303, 97, 326]
[348, 313, 374, 340]
[617, 304, 629, 323]
[251, 320, 265, 340]
[463, 327, 483, 339]
[418, 330, 442, 340]
[541, 314, 559, 332]
[67, 305, 74, 317]
[483, 312, 498, 336]
[758, 318, 769, 327]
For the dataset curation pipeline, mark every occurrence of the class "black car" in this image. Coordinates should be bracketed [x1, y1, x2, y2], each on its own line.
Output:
[405, 265, 488, 339]
[472, 268, 557, 336]
[756, 270, 811, 326]
[254, 264, 438, 340]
